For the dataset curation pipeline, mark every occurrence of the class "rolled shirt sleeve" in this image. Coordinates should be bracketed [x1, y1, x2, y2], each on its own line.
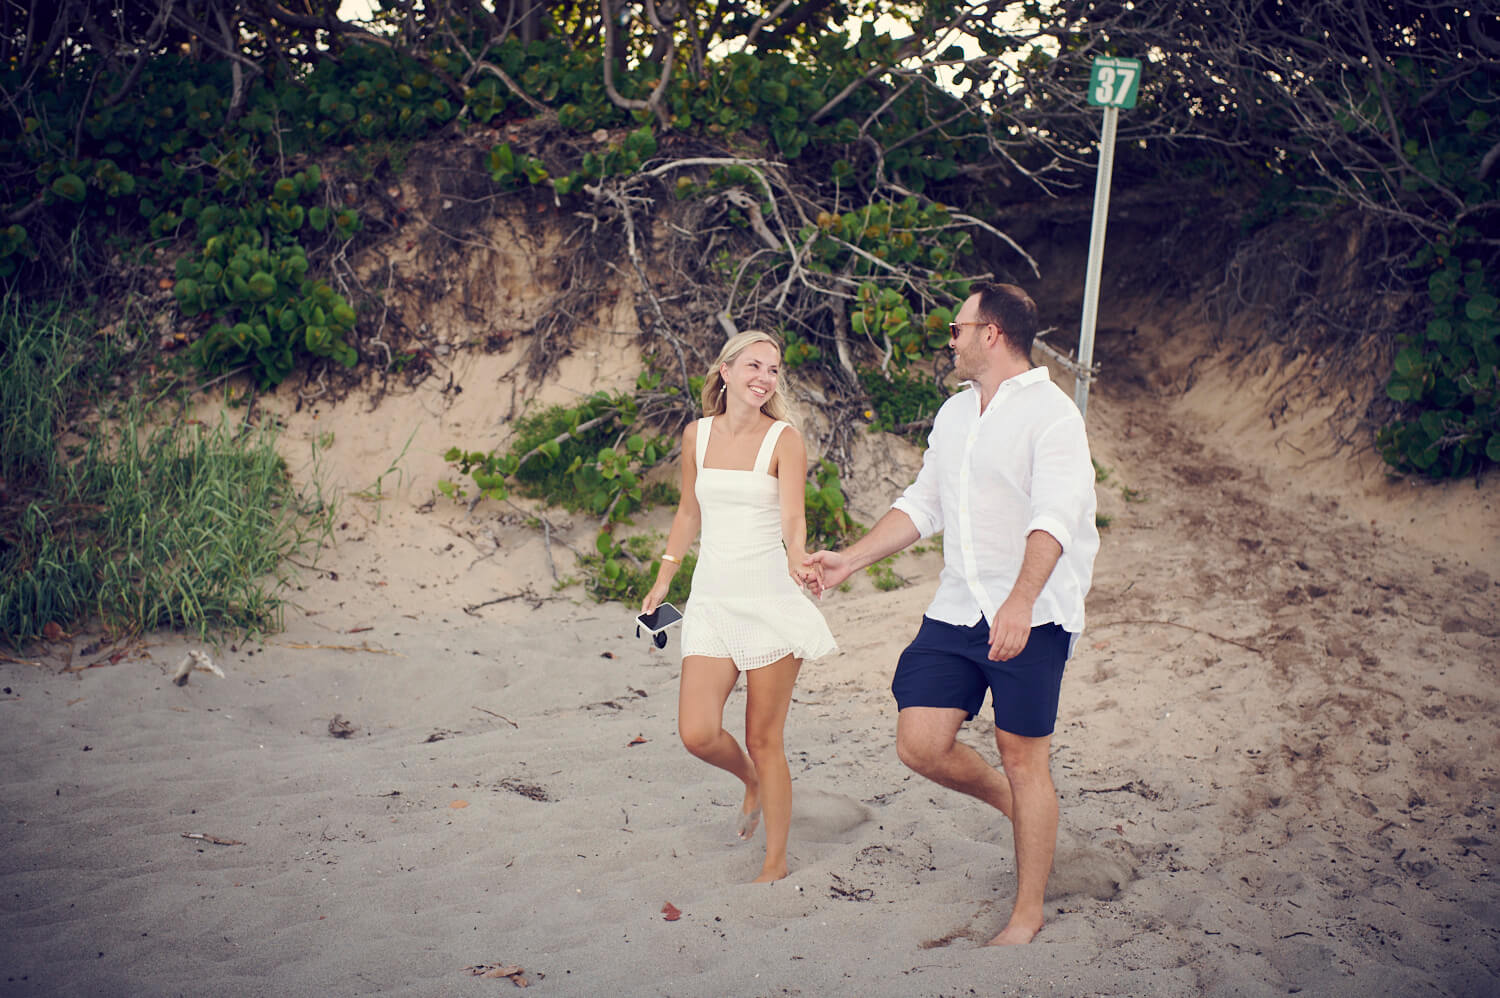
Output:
[1025, 414, 1094, 552]
[1025, 513, 1074, 552]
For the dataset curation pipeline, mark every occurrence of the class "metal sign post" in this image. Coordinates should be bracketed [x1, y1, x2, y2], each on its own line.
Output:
[1075, 56, 1141, 421]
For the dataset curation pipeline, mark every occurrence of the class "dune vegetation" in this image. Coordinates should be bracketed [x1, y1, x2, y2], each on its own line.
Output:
[2, 1, 1495, 644]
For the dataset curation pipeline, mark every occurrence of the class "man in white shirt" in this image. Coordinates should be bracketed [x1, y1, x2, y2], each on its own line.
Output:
[806, 282, 1099, 946]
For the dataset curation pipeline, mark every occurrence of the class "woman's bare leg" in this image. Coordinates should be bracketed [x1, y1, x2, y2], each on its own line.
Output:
[743, 653, 803, 883]
[678, 655, 759, 820]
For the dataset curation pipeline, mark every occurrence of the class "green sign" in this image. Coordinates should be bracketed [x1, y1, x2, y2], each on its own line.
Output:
[1088, 57, 1142, 109]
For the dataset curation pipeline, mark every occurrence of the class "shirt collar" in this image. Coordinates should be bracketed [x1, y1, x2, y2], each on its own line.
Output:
[1007, 366, 1051, 388]
[957, 366, 1051, 405]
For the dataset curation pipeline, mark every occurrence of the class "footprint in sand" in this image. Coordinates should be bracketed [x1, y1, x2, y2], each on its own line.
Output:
[1047, 832, 1138, 901]
[962, 821, 1136, 900]
[790, 788, 872, 842]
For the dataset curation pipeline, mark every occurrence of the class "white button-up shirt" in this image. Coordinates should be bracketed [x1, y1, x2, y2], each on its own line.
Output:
[892, 367, 1099, 634]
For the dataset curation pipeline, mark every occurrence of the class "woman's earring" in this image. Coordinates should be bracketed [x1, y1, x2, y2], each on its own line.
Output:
[718, 383, 726, 395]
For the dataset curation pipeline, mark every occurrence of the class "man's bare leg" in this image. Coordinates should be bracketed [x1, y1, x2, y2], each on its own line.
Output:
[895, 707, 1014, 818]
[678, 655, 759, 823]
[743, 653, 803, 883]
[985, 728, 1057, 946]
[896, 708, 1056, 945]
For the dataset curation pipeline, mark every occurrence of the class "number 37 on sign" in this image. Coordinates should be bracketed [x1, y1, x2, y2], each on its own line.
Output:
[1088, 57, 1143, 109]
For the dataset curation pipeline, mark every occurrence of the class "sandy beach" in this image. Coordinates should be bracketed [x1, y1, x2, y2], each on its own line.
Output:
[3, 320, 1498, 997]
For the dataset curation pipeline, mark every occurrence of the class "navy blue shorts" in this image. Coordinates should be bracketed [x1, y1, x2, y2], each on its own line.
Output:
[892, 616, 1071, 738]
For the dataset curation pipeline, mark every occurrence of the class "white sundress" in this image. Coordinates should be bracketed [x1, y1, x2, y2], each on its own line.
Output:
[680, 416, 838, 671]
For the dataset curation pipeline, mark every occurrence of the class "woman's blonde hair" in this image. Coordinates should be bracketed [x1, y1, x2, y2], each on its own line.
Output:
[700, 330, 796, 424]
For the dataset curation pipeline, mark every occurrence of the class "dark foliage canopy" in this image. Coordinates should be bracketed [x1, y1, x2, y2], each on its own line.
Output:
[1, 0, 1497, 474]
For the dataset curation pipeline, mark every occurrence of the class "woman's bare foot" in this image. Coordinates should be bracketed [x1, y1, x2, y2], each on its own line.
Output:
[734, 783, 761, 841]
[750, 862, 788, 884]
[985, 914, 1044, 946]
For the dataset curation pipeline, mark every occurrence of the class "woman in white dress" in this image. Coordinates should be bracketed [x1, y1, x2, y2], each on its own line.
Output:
[641, 331, 837, 883]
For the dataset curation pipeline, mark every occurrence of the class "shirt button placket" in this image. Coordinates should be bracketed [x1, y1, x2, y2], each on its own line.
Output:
[959, 421, 983, 608]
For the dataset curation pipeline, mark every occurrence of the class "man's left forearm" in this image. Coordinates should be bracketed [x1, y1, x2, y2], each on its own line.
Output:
[1009, 530, 1064, 607]
[989, 531, 1064, 660]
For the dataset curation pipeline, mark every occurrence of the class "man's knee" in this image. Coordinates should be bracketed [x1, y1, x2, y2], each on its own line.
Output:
[995, 730, 1053, 785]
[896, 728, 949, 776]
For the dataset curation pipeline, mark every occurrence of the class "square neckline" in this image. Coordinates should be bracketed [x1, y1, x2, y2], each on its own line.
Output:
[697, 415, 785, 476]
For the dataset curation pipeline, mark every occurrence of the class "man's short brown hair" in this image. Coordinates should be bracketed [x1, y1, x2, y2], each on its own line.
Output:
[973, 283, 1038, 359]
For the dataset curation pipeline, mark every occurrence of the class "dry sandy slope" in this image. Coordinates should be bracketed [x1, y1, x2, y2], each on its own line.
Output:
[1, 319, 1498, 997]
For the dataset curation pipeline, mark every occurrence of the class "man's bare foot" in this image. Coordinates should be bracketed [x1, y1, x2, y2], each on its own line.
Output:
[750, 863, 788, 884]
[985, 916, 1043, 946]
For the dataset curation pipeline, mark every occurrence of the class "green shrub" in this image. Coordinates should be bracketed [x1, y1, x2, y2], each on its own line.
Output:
[859, 366, 947, 435]
[805, 459, 858, 548]
[866, 556, 906, 591]
[442, 390, 673, 522]
[1379, 242, 1500, 477]
[781, 330, 822, 368]
[583, 533, 696, 605]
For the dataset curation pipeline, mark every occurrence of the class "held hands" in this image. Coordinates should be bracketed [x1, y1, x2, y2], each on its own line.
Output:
[987, 594, 1033, 661]
[802, 550, 853, 599]
[787, 550, 818, 591]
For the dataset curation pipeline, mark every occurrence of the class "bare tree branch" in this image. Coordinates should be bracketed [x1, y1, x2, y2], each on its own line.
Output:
[601, 0, 675, 128]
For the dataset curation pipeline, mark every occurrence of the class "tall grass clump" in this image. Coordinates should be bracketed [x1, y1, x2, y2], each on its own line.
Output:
[81, 411, 325, 637]
[1, 296, 331, 646]
[0, 296, 89, 490]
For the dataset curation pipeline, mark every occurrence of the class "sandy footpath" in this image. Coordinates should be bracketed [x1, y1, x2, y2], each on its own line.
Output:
[2, 341, 1498, 997]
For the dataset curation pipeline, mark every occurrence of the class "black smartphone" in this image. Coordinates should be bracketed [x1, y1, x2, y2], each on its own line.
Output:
[635, 602, 683, 634]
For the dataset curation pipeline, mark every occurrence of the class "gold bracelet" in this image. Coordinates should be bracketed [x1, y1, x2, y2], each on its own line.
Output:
[661, 553, 681, 564]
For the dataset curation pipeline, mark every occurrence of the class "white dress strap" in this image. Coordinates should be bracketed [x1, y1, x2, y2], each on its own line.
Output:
[753, 421, 789, 475]
[694, 416, 713, 469]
